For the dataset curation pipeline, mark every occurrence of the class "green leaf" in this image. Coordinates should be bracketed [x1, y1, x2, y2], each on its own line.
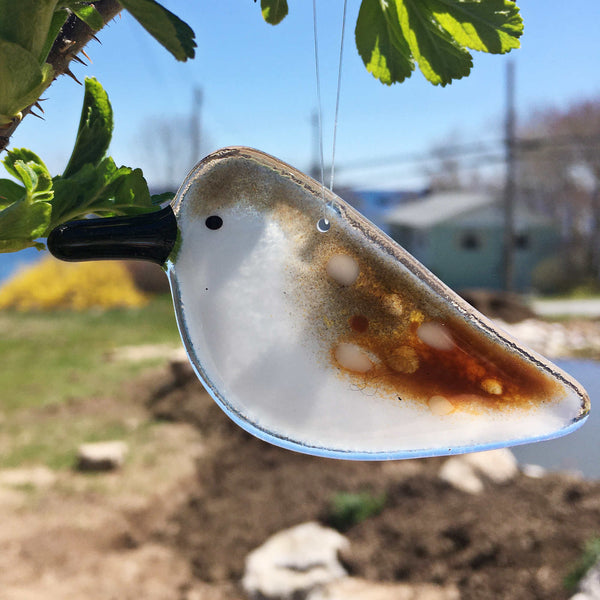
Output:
[151, 191, 174, 206]
[102, 167, 157, 215]
[3, 148, 47, 179]
[39, 7, 69, 63]
[0, 40, 54, 124]
[395, 0, 472, 86]
[0, 148, 55, 250]
[430, 0, 522, 54]
[69, 3, 105, 31]
[51, 157, 156, 227]
[355, 0, 414, 85]
[0, 198, 52, 252]
[0, 239, 45, 252]
[0, 179, 25, 209]
[3, 149, 53, 201]
[63, 78, 113, 178]
[0, 0, 59, 61]
[261, 0, 288, 25]
[13, 161, 36, 192]
[355, 0, 522, 87]
[52, 159, 119, 224]
[118, 0, 196, 61]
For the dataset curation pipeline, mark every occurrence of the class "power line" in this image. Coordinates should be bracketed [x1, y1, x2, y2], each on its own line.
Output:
[337, 141, 502, 172]
[335, 132, 600, 173]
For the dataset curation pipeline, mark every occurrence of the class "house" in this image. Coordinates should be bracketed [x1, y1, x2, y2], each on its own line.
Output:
[339, 188, 426, 235]
[384, 191, 561, 292]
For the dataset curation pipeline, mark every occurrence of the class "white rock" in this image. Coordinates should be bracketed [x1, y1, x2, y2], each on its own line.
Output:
[439, 457, 484, 494]
[76, 440, 128, 471]
[242, 522, 349, 600]
[307, 577, 460, 600]
[108, 344, 183, 363]
[439, 449, 518, 494]
[571, 560, 600, 600]
[462, 449, 518, 484]
[522, 463, 547, 479]
[493, 317, 600, 359]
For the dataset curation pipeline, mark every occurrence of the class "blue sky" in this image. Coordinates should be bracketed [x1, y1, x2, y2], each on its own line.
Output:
[9, 0, 600, 191]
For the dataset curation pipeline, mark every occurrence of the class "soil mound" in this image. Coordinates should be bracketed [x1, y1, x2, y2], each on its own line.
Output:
[149, 373, 600, 600]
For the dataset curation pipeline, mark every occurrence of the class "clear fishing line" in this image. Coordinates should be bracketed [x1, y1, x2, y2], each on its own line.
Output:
[330, 0, 348, 192]
[312, 0, 348, 197]
[312, 0, 325, 199]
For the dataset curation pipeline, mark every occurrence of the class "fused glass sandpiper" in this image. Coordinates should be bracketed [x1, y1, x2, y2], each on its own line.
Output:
[49, 147, 590, 459]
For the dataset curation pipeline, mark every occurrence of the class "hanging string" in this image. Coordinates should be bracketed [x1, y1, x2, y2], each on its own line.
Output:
[312, 0, 325, 199]
[329, 0, 348, 192]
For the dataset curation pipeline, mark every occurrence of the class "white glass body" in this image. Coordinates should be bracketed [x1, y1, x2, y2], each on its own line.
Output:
[166, 147, 589, 460]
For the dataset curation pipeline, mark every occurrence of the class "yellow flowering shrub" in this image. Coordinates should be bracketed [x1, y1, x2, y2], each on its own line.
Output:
[0, 256, 148, 311]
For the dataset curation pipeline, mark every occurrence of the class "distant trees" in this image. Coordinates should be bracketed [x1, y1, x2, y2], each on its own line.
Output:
[136, 115, 196, 190]
[518, 98, 600, 282]
[425, 134, 464, 192]
[135, 87, 209, 190]
[421, 97, 600, 293]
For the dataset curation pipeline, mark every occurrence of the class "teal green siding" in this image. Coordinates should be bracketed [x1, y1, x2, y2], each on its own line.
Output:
[389, 221, 561, 292]
[428, 224, 503, 290]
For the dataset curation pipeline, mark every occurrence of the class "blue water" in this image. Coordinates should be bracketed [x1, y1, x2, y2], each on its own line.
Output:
[0, 247, 43, 283]
[512, 360, 600, 479]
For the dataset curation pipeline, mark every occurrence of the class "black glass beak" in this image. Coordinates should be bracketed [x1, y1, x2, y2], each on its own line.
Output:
[47, 205, 178, 265]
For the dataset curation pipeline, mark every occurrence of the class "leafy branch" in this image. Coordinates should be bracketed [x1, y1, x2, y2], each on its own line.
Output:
[0, 78, 166, 252]
[0, 0, 196, 153]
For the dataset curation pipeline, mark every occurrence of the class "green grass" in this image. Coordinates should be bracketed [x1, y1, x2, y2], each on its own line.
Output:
[1, 417, 154, 470]
[564, 536, 600, 591]
[0, 295, 182, 471]
[0, 295, 181, 413]
[325, 491, 387, 532]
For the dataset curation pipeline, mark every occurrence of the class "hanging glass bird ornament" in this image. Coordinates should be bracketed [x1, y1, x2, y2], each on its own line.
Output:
[48, 147, 590, 459]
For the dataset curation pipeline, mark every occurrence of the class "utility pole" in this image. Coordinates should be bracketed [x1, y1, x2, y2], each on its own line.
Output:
[190, 86, 203, 168]
[502, 60, 517, 292]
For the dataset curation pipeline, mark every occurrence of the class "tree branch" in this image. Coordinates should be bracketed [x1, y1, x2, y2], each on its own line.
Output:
[0, 0, 123, 154]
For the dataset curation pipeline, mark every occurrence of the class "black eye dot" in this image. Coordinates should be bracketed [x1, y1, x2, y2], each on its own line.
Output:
[205, 215, 223, 230]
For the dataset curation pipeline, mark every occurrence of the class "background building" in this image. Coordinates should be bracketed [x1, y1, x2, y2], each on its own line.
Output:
[385, 191, 561, 292]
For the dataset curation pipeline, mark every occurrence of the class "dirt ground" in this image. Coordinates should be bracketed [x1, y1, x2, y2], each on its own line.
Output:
[2, 363, 600, 599]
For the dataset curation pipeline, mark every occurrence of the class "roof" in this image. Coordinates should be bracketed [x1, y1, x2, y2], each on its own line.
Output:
[384, 191, 495, 229]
